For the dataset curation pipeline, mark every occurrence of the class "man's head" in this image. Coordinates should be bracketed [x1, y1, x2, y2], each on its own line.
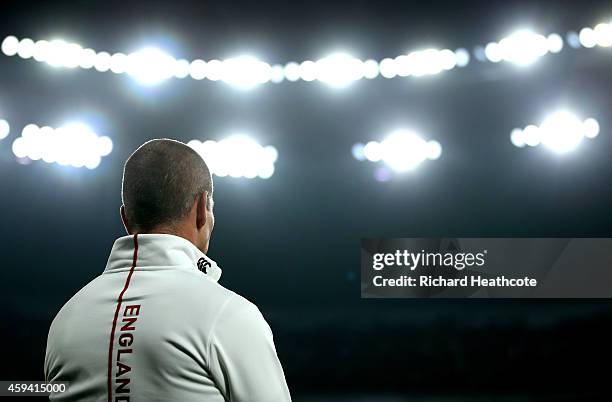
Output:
[121, 139, 214, 253]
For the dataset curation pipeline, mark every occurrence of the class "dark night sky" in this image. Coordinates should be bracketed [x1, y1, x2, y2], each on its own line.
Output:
[1, 0, 612, 398]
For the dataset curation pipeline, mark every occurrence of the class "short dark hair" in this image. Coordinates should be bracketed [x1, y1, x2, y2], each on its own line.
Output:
[122, 139, 213, 233]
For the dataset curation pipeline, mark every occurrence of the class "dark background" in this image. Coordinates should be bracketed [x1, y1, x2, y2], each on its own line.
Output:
[1, 0, 611, 400]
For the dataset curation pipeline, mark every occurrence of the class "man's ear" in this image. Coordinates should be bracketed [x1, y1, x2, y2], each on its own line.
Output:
[195, 191, 208, 230]
[120, 205, 132, 234]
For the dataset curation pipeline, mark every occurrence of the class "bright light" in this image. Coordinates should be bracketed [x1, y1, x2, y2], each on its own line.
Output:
[43, 40, 83, 68]
[126, 47, 176, 85]
[363, 141, 383, 162]
[270, 65, 285, 83]
[351, 143, 366, 161]
[540, 111, 584, 153]
[363, 59, 379, 79]
[547, 33, 564, 53]
[583, 118, 600, 138]
[0, 119, 10, 140]
[379, 58, 397, 79]
[11, 122, 112, 169]
[33, 40, 50, 62]
[94, 51, 112, 72]
[485, 42, 503, 62]
[495, 29, 549, 66]
[110, 52, 128, 74]
[298, 60, 317, 82]
[357, 130, 441, 173]
[17, 38, 35, 59]
[284, 62, 300, 82]
[222, 55, 272, 89]
[391, 48, 459, 78]
[510, 128, 525, 147]
[380, 131, 428, 171]
[511, 112, 600, 154]
[315, 53, 364, 88]
[206, 60, 223, 81]
[1, 35, 19, 56]
[409, 48, 444, 76]
[578, 27, 597, 48]
[189, 59, 207, 80]
[79, 48, 97, 69]
[173, 59, 190, 79]
[454, 48, 470, 67]
[189, 135, 278, 179]
[594, 23, 612, 47]
[426, 140, 442, 160]
[523, 125, 541, 147]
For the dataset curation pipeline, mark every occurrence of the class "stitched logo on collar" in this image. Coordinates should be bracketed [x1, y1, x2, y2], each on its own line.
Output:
[197, 257, 211, 274]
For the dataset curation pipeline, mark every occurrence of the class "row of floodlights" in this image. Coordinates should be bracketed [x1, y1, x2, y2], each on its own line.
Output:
[3, 20, 611, 88]
[187, 136, 278, 179]
[350, 111, 601, 181]
[0, 111, 602, 178]
[510, 111, 600, 153]
[1, 121, 278, 177]
[11, 123, 113, 169]
[0, 35, 469, 88]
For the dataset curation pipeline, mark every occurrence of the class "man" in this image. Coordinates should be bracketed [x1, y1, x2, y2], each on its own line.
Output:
[45, 139, 291, 402]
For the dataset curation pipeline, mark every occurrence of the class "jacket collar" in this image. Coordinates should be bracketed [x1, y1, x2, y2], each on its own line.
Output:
[104, 233, 222, 282]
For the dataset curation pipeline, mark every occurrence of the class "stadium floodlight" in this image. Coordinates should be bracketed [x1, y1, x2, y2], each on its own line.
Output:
[16, 38, 35, 59]
[189, 135, 278, 179]
[578, 27, 597, 48]
[351, 143, 366, 161]
[594, 23, 612, 47]
[283, 62, 300, 82]
[270, 64, 285, 83]
[94, 51, 112, 72]
[409, 49, 444, 76]
[222, 55, 272, 89]
[546, 33, 564, 53]
[11, 122, 112, 169]
[298, 60, 317, 82]
[42, 40, 84, 68]
[110, 52, 128, 74]
[583, 118, 600, 138]
[32, 40, 50, 62]
[354, 130, 442, 175]
[173, 58, 190, 79]
[0, 119, 10, 140]
[576, 21, 612, 48]
[314, 53, 364, 88]
[126, 47, 176, 85]
[378, 58, 398, 79]
[487, 29, 551, 66]
[363, 59, 379, 79]
[363, 141, 383, 162]
[79, 48, 97, 69]
[206, 60, 224, 81]
[1, 35, 19, 56]
[510, 111, 600, 154]
[392, 48, 459, 78]
[539, 111, 585, 153]
[454, 48, 470, 67]
[380, 130, 429, 171]
[189, 59, 207, 80]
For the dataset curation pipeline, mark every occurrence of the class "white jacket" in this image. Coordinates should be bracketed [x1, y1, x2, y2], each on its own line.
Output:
[45, 234, 291, 402]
